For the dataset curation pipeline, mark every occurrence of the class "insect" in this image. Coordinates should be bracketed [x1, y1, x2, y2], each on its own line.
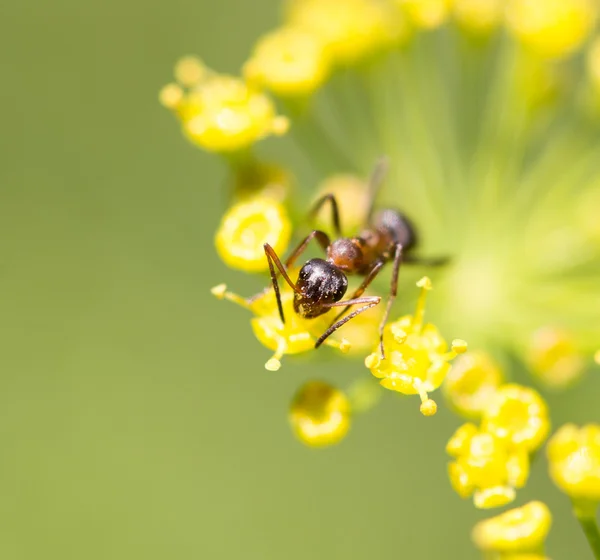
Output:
[262, 157, 447, 358]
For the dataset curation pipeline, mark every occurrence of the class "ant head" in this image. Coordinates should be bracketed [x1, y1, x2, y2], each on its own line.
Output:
[295, 258, 348, 318]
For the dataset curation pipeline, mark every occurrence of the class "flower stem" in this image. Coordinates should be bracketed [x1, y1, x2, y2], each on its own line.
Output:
[574, 508, 600, 560]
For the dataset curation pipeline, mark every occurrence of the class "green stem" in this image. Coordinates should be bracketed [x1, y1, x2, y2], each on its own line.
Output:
[574, 507, 600, 560]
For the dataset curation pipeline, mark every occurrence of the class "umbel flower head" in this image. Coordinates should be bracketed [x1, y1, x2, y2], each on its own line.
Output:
[160, 56, 288, 153]
[481, 384, 551, 453]
[211, 283, 350, 371]
[547, 423, 600, 514]
[447, 423, 530, 508]
[365, 277, 467, 416]
[472, 501, 552, 554]
[289, 380, 351, 447]
[214, 196, 292, 273]
[443, 351, 504, 419]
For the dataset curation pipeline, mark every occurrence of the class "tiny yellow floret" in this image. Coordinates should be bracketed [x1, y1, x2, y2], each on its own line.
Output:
[244, 27, 330, 96]
[287, 0, 410, 65]
[472, 501, 552, 553]
[211, 283, 350, 370]
[397, 0, 452, 29]
[481, 384, 550, 453]
[453, 0, 503, 34]
[587, 37, 600, 93]
[161, 58, 289, 152]
[547, 423, 600, 505]
[443, 351, 504, 419]
[365, 277, 467, 415]
[313, 174, 371, 236]
[506, 0, 599, 59]
[447, 424, 530, 508]
[526, 326, 585, 389]
[289, 381, 351, 447]
[215, 197, 291, 273]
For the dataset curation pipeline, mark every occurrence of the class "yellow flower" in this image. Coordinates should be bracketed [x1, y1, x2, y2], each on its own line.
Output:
[397, 0, 452, 29]
[244, 27, 330, 97]
[211, 284, 350, 371]
[481, 384, 550, 453]
[472, 501, 552, 553]
[453, 0, 503, 34]
[526, 326, 586, 389]
[595, 350, 600, 365]
[365, 277, 467, 416]
[286, 0, 409, 65]
[312, 174, 371, 236]
[214, 196, 291, 273]
[443, 351, 504, 419]
[587, 36, 600, 93]
[506, 0, 599, 59]
[447, 423, 530, 508]
[547, 423, 600, 504]
[289, 380, 351, 447]
[160, 57, 289, 152]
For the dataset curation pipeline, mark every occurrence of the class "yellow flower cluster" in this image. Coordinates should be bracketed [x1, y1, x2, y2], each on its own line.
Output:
[472, 501, 552, 556]
[365, 277, 467, 416]
[506, 0, 599, 59]
[397, 0, 452, 29]
[526, 326, 586, 389]
[289, 381, 351, 447]
[446, 383, 550, 508]
[160, 56, 288, 152]
[452, 0, 503, 34]
[547, 423, 600, 515]
[286, 0, 409, 67]
[447, 423, 530, 508]
[443, 351, 504, 419]
[214, 196, 291, 273]
[211, 283, 350, 371]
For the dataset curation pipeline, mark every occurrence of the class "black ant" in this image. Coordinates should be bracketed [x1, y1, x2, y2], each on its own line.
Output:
[262, 158, 447, 358]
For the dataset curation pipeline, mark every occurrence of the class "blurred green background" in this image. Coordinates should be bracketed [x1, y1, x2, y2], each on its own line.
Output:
[1, 0, 599, 558]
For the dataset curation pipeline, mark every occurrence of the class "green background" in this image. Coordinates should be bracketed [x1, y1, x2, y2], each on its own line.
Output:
[1, 0, 599, 558]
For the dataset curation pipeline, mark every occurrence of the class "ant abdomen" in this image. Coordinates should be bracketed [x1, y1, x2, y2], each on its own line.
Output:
[371, 208, 418, 252]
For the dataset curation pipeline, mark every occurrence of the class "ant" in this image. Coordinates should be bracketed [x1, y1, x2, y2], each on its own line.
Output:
[262, 157, 447, 358]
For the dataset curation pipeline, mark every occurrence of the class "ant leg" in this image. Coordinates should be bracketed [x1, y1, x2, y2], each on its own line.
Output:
[404, 255, 450, 267]
[378, 243, 403, 359]
[330, 260, 385, 324]
[315, 296, 381, 348]
[284, 229, 330, 269]
[308, 194, 342, 238]
[248, 230, 330, 308]
[264, 243, 303, 325]
[366, 156, 390, 224]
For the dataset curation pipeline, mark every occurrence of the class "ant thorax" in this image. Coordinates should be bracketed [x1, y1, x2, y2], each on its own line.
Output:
[294, 258, 348, 318]
[326, 238, 365, 272]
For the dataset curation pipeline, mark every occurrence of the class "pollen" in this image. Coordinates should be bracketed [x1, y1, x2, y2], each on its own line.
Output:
[286, 0, 409, 66]
[447, 423, 530, 509]
[506, 0, 599, 59]
[161, 59, 289, 152]
[214, 197, 291, 273]
[443, 351, 505, 419]
[481, 384, 550, 453]
[211, 284, 350, 370]
[289, 380, 351, 447]
[365, 277, 467, 416]
[471, 501, 552, 553]
[244, 27, 330, 97]
[526, 326, 586, 389]
[547, 423, 600, 504]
